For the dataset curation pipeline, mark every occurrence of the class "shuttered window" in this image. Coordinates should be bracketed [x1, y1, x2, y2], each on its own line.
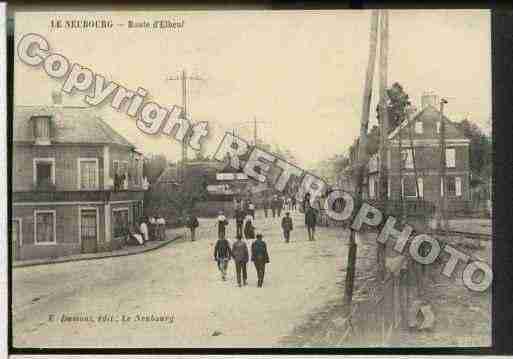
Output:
[445, 148, 456, 168]
[35, 211, 55, 244]
[79, 159, 98, 189]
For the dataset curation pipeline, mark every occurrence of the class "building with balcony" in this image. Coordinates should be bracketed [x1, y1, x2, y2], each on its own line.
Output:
[11, 105, 147, 261]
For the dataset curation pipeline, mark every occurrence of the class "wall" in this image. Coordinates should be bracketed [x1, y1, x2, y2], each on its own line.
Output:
[13, 144, 104, 191]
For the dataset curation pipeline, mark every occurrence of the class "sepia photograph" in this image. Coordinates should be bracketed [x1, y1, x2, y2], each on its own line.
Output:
[10, 9, 492, 349]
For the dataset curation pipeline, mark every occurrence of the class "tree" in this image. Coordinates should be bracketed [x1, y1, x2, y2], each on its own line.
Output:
[366, 124, 380, 156]
[377, 82, 411, 131]
[459, 119, 492, 180]
[143, 154, 167, 184]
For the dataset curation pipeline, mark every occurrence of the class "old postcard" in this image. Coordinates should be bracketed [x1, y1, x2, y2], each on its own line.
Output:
[10, 9, 492, 349]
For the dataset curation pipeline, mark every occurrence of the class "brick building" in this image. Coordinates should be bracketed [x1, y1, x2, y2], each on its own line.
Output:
[11, 105, 147, 261]
[365, 93, 471, 213]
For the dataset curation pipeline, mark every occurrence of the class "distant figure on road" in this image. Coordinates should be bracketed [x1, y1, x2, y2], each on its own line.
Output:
[248, 201, 255, 220]
[271, 195, 279, 218]
[303, 192, 311, 212]
[291, 196, 297, 212]
[148, 216, 156, 241]
[231, 234, 249, 287]
[281, 212, 293, 243]
[244, 215, 255, 240]
[139, 217, 149, 245]
[187, 213, 199, 241]
[214, 236, 232, 281]
[217, 211, 229, 240]
[277, 196, 284, 218]
[156, 215, 166, 240]
[262, 196, 270, 218]
[305, 206, 317, 241]
[251, 233, 270, 288]
[235, 207, 245, 239]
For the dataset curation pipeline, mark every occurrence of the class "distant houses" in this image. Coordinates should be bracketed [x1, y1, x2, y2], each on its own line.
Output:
[11, 103, 147, 261]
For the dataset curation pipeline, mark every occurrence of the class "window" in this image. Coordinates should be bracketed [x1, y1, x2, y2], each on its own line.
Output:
[369, 176, 376, 199]
[134, 158, 140, 185]
[34, 210, 56, 244]
[443, 176, 462, 197]
[415, 121, 423, 134]
[436, 121, 441, 134]
[78, 159, 98, 189]
[112, 160, 119, 177]
[80, 209, 98, 242]
[417, 177, 424, 198]
[33, 116, 51, 145]
[445, 148, 456, 168]
[112, 208, 129, 238]
[455, 177, 462, 197]
[401, 148, 414, 169]
[33, 158, 55, 187]
[402, 176, 418, 198]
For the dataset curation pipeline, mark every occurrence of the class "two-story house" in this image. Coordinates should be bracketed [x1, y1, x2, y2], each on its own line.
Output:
[365, 92, 471, 213]
[11, 104, 147, 261]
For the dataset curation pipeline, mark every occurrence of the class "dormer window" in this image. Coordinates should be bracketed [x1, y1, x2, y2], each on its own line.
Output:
[32, 116, 51, 145]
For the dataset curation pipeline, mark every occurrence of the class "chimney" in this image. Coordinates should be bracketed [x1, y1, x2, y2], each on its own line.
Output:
[52, 90, 63, 106]
[421, 91, 439, 109]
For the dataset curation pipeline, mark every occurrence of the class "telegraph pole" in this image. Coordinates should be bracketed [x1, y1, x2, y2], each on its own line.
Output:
[376, 9, 389, 282]
[437, 98, 449, 231]
[232, 117, 269, 147]
[167, 70, 205, 184]
[345, 9, 379, 306]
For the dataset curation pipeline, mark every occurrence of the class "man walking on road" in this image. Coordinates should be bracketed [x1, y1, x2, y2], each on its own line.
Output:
[217, 211, 229, 240]
[214, 235, 232, 281]
[305, 206, 317, 241]
[235, 207, 245, 239]
[187, 213, 199, 241]
[251, 233, 270, 287]
[281, 212, 293, 243]
[231, 234, 249, 287]
[244, 215, 255, 240]
[263, 196, 270, 218]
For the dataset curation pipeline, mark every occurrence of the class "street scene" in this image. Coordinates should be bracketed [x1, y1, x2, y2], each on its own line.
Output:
[10, 10, 491, 349]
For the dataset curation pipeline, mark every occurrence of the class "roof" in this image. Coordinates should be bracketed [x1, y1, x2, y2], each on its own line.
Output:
[387, 105, 462, 140]
[14, 105, 135, 148]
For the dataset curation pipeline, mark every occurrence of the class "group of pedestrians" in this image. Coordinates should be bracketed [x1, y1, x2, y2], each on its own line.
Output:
[128, 215, 167, 246]
[214, 223, 270, 288]
[262, 194, 298, 219]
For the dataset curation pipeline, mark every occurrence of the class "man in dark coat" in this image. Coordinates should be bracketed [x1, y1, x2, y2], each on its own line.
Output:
[305, 206, 317, 241]
[271, 195, 279, 218]
[303, 192, 311, 212]
[244, 215, 255, 240]
[251, 233, 270, 287]
[263, 196, 270, 218]
[234, 207, 245, 239]
[281, 212, 293, 243]
[276, 196, 283, 218]
[214, 236, 232, 281]
[187, 214, 199, 241]
[231, 234, 249, 287]
[217, 211, 228, 240]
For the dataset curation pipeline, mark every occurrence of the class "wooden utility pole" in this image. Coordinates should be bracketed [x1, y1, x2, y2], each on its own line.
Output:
[376, 9, 389, 282]
[167, 70, 205, 183]
[345, 9, 380, 306]
[437, 98, 449, 231]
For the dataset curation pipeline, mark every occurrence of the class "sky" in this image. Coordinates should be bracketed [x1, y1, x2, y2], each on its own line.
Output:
[14, 10, 491, 167]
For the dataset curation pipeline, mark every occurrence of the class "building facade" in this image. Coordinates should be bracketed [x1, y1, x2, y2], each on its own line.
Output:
[11, 105, 147, 261]
[365, 93, 471, 213]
